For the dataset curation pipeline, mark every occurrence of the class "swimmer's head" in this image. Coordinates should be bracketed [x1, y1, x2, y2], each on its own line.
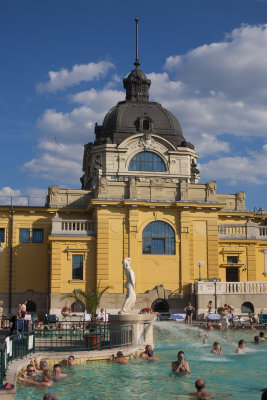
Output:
[195, 379, 205, 391]
[116, 351, 123, 358]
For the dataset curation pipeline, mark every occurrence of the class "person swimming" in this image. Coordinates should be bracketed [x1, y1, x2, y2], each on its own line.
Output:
[211, 342, 223, 355]
[172, 351, 190, 373]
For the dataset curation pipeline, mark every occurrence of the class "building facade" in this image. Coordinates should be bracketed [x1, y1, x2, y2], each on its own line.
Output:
[1, 56, 267, 318]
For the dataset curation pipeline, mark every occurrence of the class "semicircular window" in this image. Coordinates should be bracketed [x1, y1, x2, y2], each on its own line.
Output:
[143, 221, 175, 255]
[129, 151, 166, 172]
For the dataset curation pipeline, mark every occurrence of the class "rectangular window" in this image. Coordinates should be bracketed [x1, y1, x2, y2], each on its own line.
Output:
[0, 228, 5, 243]
[72, 255, 83, 280]
[19, 228, 30, 243]
[33, 229, 43, 243]
[227, 256, 238, 264]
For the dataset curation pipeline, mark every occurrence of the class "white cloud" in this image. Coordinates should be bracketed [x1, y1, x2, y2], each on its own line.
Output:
[165, 24, 267, 100]
[194, 133, 230, 156]
[70, 88, 124, 110]
[37, 61, 114, 93]
[200, 144, 267, 185]
[23, 153, 81, 184]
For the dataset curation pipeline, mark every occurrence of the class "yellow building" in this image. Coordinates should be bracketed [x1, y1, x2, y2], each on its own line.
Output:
[1, 52, 267, 318]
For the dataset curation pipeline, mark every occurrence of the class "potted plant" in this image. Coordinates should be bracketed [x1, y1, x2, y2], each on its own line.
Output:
[62, 282, 109, 349]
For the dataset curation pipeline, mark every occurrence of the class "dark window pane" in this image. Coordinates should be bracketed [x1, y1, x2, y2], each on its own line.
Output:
[33, 229, 43, 243]
[0, 228, 4, 243]
[142, 221, 175, 255]
[227, 256, 238, 264]
[129, 151, 166, 172]
[72, 255, 83, 280]
[19, 228, 30, 243]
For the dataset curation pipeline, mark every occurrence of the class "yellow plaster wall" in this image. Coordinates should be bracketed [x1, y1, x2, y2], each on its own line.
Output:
[49, 237, 96, 294]
[0, 210, 50, 294]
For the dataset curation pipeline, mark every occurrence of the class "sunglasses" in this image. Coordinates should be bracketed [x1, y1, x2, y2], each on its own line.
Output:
[28, 369, 35, 372]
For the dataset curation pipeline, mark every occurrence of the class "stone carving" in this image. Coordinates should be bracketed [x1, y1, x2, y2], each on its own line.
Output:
[236, 191, 245, 209]
[206, 181, 217, 201]
[191, 159, 199, 176]
[119, 258, 136, 314]
[138, 133, 155, 150]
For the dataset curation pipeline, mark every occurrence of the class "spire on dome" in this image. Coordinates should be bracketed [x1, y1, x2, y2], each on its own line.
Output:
[123, 18, 151, 102]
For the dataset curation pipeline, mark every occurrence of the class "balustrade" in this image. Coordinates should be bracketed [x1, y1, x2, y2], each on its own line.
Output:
[196, 281, 267, 295]
[51, 218, 96, 236]
[218, 224, 267, 240]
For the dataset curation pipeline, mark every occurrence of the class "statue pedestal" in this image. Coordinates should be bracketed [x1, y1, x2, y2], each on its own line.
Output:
[109, 313, 156, 349]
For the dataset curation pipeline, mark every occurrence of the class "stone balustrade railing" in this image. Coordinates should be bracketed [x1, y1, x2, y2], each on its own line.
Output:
[51, 216, 96, 236]
[195, 281, 267, 295]
[218, 223, 267, 240]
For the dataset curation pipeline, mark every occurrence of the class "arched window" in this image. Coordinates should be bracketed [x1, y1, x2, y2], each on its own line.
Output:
[26, 300, 36, 312]
[241, 302, 254, 313]
[143, 119, 150, 131]
[143, 221, 175, 255]
[129, 151, 166, 172]
[71, 301, 85, 313]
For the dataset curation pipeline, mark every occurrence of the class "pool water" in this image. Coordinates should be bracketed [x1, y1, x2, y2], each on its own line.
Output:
[15, 322, 267, 399]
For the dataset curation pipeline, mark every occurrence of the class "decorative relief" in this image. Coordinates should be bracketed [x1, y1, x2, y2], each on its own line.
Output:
[138, 133, 155, 150]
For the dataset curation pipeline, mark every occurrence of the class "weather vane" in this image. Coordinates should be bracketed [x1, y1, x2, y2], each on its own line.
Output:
[134, 17, 140, 68]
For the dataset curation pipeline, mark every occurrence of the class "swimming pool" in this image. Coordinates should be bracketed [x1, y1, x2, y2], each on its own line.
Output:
[15, 322, 267, 399]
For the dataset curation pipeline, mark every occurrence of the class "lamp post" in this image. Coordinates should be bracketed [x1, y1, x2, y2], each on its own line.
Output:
[197, 261, 205, 281]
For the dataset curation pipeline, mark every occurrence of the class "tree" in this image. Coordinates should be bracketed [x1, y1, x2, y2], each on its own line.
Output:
[62, 282, 109, 325]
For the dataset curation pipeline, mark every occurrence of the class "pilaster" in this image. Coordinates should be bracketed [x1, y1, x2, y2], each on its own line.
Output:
[50, 242, 62, 293]
[96, 208, 110, 290]
[207, 217, 219, 278]
[247, 244, 256, 281]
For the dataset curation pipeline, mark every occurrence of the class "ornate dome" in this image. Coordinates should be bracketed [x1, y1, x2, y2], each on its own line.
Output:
[94, 67, 193, 149]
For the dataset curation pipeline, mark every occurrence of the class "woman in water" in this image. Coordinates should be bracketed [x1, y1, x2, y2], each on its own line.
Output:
[184, 303, 195, 324]
[19, 369, 54, 388]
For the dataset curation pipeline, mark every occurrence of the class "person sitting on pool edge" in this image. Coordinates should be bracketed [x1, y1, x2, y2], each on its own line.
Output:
[172, 351, 190, 373]
[140, 345, 158, 360]
[211, 342, 223, 355]
[19, 369, 54, 388]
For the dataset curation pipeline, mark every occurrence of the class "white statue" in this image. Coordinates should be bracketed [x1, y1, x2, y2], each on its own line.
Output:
[119, 258, 136, 314]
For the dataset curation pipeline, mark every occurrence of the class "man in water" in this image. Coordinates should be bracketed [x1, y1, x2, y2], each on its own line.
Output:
[236, 339, 246, 353]
[23, 364, 37, 378]
[172, 351, 190, 373]
[140, 344, 158, 360]
[186, 379, 214, 398]
[53, 364, 68, 380]
[67, 355, 75, 367]
[114, 351, 129, 364]
[211, 342, 223, 355]
[259, 332, 266, 341]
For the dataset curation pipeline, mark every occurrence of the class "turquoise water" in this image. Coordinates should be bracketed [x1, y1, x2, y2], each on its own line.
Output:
[15, 322, 267, 399]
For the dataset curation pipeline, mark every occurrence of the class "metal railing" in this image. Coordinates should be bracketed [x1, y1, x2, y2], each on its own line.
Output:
[0, 332, 35, 385]
[34, 325, 133, 352]
[0, 196, 46, 207]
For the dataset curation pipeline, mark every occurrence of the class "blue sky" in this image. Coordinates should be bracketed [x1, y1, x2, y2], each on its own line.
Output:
[1, 0, 267, 210]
